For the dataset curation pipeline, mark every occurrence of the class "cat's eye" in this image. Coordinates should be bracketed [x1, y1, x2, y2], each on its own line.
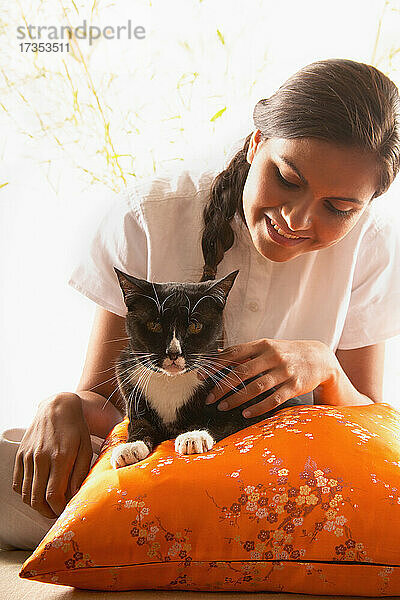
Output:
[146, 321, 162, 333]
[188, 321, 203, 334]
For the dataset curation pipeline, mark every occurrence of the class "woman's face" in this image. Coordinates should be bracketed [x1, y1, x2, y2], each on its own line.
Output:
[242, 132, 380, 262]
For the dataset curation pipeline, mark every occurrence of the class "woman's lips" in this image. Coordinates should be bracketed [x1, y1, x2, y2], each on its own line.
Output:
[264, 215, 309, 247]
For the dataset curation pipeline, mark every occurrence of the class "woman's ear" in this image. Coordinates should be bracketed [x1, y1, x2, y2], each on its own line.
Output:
[246, 129, 263, 164]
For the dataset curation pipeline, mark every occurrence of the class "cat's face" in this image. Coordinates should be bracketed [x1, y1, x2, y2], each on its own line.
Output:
[114, 268, 239, 377]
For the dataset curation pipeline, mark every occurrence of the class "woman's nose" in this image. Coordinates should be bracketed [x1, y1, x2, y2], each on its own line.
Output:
[281, 201, 313, 233]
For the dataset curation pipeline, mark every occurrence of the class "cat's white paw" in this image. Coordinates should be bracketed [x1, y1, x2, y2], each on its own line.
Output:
[175, 430, 215, 455]
[110, 441, 150, 469]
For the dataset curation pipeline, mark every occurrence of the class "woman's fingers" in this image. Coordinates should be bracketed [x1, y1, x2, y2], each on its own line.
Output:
[69, 439, 94, 497]
[21, 452, 33, 506]
[46, 453, 72, 517]
[13, 444, 74, 518]
[217, 339, 267, 362]
[11, 393, 93, 519]
[205, 356, 273, 406]
[242, 382, 294, 418]
[216, 373, 278, 411]
[31, 454, 58, 518]
[12, 451, 23, 495]
[226, 364, 292, 409]
[199, 340, 266, 382]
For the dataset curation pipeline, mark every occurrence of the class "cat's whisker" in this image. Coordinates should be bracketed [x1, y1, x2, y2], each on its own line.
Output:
[107, 362, 151, 413]
[190, 357, 237, 370]
[133, 387, 141, 416]
[131, 364, 153, 416]
[116, 355, 156, 373]
[127, 291, 160, 313]
[191, 353, 244, 366]
[105, 367, 142, 412]
[191, 294, 224, 314]
[192, 359, 246, 390]
[93, 365, 119, 375]
[203, 357, 247, 368]
[98, 360, 148, 390]
[161, 292, 177, 314]
[120, 353, 157, 362]
[108, 359, 154, 409]
[103, 337, 131, 344]
[189, 362, 228, 394]
[93, 355, 141, 376]
[106, 372, 135, 407]
[126, 386, 136, 416]
[141, 368, 155, 414]
[151, 283, 162, 314]
[199, 375, 225, 394]
[129, 371, 146, 416]
[89, 373, 120, 393]
[204, 358, 244, 370]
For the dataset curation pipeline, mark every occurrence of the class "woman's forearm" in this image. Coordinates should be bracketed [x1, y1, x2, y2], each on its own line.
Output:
[77, 390, 124, 438]
[313, 351, 375, 407]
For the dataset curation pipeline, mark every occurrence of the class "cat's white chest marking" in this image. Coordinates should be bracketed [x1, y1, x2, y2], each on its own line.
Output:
[131, 367, 202, 424]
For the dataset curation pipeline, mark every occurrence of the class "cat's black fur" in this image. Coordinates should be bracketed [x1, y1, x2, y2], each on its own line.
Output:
[111, 267, 306, 466]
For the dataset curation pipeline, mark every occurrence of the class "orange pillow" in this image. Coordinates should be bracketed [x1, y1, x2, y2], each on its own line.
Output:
[20, 403, 400, 595]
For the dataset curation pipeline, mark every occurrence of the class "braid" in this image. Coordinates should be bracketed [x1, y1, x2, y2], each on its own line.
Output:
[200, 133, 252, 284]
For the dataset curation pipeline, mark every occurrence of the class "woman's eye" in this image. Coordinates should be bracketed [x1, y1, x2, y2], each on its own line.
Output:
[326, 203, 354, 218]
[188, 321, 203, 334]
[147, 321, 162, 333]
[275, 167, 299, 189]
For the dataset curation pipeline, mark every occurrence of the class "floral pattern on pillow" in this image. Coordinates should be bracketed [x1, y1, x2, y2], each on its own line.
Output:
[20, 403, 400, 595]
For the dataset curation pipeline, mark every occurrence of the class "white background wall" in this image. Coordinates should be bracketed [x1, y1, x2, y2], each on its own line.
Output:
[0, 0, 399, 429]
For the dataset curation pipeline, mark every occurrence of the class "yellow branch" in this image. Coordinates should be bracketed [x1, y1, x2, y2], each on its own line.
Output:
[371, 0, 389, 66]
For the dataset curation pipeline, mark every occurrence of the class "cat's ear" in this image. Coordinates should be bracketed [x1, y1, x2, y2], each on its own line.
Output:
[207, 270, 239, 307]
[114, 267, 151, 305]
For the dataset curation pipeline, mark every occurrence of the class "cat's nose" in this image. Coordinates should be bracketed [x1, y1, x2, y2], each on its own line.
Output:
[167, 351, 181, 361]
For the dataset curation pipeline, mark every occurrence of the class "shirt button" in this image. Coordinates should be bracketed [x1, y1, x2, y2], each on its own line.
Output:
[248, 301, 259, 312]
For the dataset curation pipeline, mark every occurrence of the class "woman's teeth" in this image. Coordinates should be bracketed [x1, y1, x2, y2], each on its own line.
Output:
[270, 219, 302, 239]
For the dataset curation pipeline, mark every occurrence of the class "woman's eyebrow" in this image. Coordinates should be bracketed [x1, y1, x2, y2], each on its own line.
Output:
[280, 155, 308, 184]
[279, 155, 364, 205]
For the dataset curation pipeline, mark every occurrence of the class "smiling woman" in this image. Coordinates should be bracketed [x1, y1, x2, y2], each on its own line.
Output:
[191, 59, 400, 415]
[241, 136, 380, 261]
[1, 58, 400, 554]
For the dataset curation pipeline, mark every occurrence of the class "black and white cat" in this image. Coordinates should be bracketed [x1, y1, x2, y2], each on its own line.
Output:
[110, 267, 304, 469]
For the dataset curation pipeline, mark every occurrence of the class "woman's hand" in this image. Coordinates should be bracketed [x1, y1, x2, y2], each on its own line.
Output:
[200, 338, 337, 418]
[12, 393, 94, 519]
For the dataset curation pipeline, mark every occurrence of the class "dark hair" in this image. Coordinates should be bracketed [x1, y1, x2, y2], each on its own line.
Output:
[200, 58, 400, 283]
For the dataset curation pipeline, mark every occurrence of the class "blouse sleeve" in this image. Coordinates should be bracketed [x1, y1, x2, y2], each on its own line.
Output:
[337, 212, 400, 350]
[67, 189, 148, 317]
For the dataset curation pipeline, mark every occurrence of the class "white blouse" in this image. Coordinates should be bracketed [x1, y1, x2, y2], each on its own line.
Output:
[68, 167, 400, 352]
